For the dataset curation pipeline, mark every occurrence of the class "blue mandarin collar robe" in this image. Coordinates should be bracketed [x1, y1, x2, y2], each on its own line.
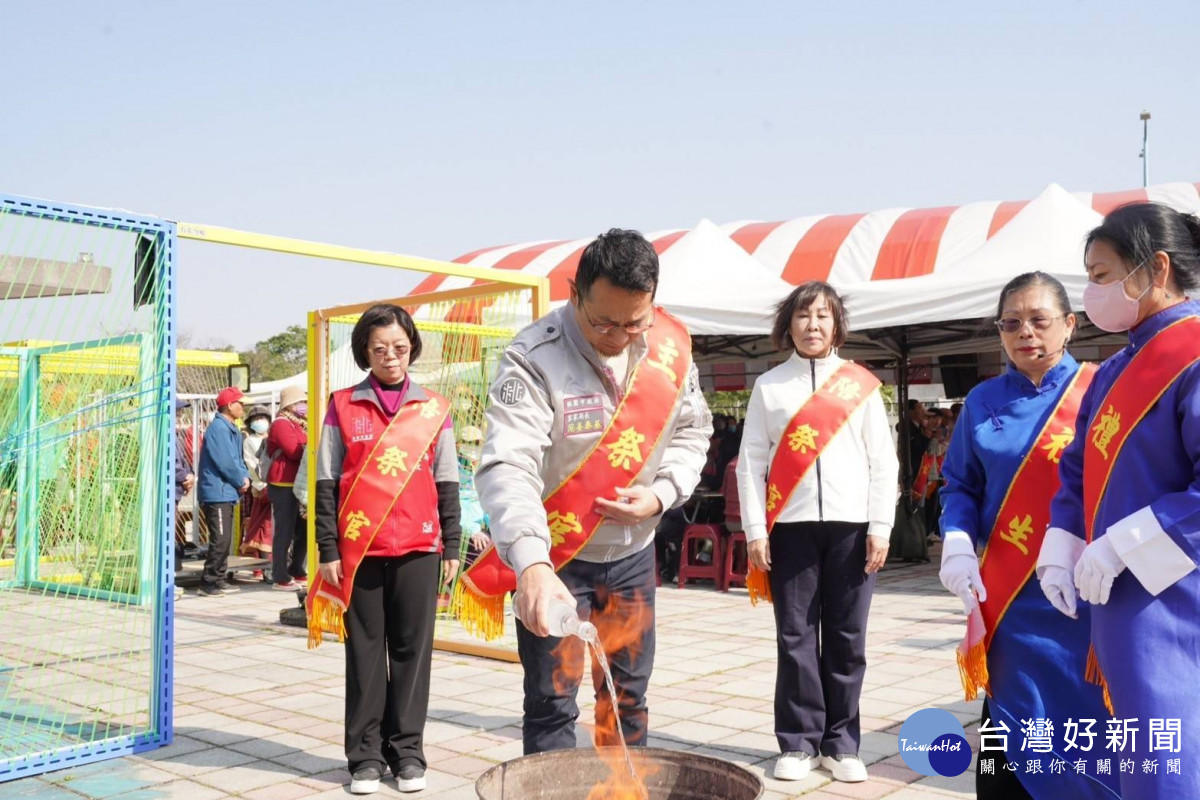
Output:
[942, 353, 1118, 799]
[1049, 299, 1200, 800]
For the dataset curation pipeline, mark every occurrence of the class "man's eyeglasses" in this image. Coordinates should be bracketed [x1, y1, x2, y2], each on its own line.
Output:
[578, 302, 654, 336]
[995, 315, 1063, 334]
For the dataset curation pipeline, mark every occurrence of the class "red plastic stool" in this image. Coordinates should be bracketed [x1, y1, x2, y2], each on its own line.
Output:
[677, 524, 726, 590]
[723, 531, 748, 591]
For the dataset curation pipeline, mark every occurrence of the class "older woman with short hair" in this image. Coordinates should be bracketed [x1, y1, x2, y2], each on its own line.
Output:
[308, 304, 461, 795]
[738, 281, 898, 784]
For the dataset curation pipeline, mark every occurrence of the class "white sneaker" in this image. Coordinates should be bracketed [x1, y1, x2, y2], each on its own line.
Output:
[820, 753, 868, 782]
[394, 764, 427, 792]
[350, 766, 381, 794]
[773, 751, 812, 780]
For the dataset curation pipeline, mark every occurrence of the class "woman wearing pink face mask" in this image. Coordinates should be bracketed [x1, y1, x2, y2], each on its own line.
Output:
[1038, 202, 1200, 800]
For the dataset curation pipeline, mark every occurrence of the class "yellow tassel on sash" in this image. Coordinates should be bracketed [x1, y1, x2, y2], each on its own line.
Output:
[307, 595, 347, 649]
[956, 639, 991, 701]
[450, 578, 506, 641]
[1085, 643, 1115, 715]
[746, 566, 773, 606]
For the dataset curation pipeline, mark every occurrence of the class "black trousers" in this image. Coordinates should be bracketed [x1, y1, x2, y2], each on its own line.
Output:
[516, 545, 656, 755]
[269, 485, 307, 584]
[654, 506, 687, 581]
[344, 552, 439, 773]
[768, 521, 875, 757]
[977, 698, 1033, 799]
[200, 502, 235, 586]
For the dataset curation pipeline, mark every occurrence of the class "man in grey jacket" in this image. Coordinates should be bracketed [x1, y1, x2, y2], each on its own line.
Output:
[476, 229, 712, 754]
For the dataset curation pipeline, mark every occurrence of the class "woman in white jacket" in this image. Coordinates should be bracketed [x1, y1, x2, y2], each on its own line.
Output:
[738, 281, 898, 785]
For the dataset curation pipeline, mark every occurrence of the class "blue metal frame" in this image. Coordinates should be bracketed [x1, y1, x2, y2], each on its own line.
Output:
[0, 193, 176, 781]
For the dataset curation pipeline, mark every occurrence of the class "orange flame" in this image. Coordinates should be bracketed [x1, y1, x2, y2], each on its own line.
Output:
[590, 589, 653, 745]
[549, 590, 656, 798]
[550, 633, 585, 695]
[586, 748, 660, 800]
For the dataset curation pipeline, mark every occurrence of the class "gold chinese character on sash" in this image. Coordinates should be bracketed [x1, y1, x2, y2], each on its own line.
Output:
[343, 509, 371, 541]
[547, 510, 583, 547]
[1041, 426, 1075, 464]
[606, 427, 646, 471]
[787, 424, 819, 454]
[826, 376, 863, 402]
[766, 483, 782, 512]
[375, 446, 409, 477]
[1000, 514, 1032, 555]
[1091, 405, 1121, 460]
[420, 398, 441, 420]
[645, 337, 680, 382]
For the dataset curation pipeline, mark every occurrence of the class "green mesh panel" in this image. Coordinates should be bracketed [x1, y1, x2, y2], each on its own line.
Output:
[0, 203, 169, 768]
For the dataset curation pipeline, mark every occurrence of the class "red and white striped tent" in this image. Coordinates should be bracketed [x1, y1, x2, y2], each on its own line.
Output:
[715, 181, 1200, 287]
[413, 181, 1200, 356]
[413, 220, 796, 340]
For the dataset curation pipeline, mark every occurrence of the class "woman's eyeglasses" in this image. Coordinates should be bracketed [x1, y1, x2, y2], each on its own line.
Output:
[370, 345, 410, 359]
[995, 315, 1062, 334]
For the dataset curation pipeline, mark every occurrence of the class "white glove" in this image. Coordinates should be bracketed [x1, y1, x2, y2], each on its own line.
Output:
[939, 531, 986, 614]
[1039, 566, 1078, 618]
[1074, 537, 1126, 605]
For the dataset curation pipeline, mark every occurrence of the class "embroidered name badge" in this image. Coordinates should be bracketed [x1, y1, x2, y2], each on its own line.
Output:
[351, 416, 374, 443]
[498, 378, 526, 406]
[564, 394, 605, 436]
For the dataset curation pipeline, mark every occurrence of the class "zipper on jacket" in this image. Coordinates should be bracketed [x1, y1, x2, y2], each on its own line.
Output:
[811, 359, 824, 521]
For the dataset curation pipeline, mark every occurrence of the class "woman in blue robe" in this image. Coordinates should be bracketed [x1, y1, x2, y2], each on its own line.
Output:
[940, 272, 1119, 799]
[1041, 202, 1200, 800]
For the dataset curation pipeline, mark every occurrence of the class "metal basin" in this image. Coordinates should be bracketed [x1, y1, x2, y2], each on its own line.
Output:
[475, 747, 763, 799]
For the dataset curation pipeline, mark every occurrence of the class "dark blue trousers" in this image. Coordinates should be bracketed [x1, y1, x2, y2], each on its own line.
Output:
[768, 521, 874, 757]
[516, 544, 656, 755]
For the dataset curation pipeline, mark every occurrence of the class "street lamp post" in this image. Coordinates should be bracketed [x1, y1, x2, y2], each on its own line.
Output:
[1139, 110, 1151, 188]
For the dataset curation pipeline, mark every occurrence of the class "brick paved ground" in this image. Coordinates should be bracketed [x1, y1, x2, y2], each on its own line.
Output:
[3, 550, 983, 799]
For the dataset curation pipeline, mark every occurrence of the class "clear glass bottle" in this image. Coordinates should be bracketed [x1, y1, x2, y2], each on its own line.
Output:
[548, 600, 598, 642]
[516, 598, 597, 642]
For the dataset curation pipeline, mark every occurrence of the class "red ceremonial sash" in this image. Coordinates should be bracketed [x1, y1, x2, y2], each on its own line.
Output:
[305, 389, 450, 647]
[1078, 314, 1200, 712]
[451, 309, 691, 641]
[746, 361, 881, 605]
[955, 363, 1096, 700]
[913, 452, 942, 499]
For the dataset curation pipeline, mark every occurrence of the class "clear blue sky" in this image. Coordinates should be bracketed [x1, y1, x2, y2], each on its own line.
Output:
[3, 1, 1196, 350]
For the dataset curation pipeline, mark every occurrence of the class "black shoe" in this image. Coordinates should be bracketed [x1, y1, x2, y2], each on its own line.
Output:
[197, 583, 221, 597]
[216, 581, 240, 594]
[395, 764, 426, 792]
[350, 765, 381, 794]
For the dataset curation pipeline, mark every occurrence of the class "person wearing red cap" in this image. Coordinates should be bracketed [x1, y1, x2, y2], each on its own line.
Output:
[196, 386, 251, 596]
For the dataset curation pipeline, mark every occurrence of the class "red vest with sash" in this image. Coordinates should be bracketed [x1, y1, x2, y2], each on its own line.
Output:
[306, 386, 450, 647]
[955, 363, 1096, 699]
[451, 310, 692, 640]
[1078, 315, 1200, 712]
[746, 361, 881, 605]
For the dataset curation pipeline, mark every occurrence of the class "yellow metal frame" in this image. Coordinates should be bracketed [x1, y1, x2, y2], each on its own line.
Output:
[181, 218, 548, 662]
[307, 285, 546, 662]
[0, 344, 240, 378]
[178, 222, 549, 299]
